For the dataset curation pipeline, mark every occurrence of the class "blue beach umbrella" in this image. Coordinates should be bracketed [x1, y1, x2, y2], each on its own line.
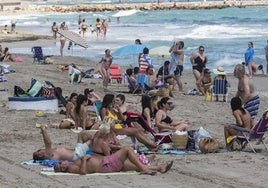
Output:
[112, 44, 146, 56]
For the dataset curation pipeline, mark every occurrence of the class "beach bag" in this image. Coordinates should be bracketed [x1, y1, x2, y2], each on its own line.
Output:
[199, 138, 220, 154]
[70, 73, 82, 84]
[187, 130, 197, 150]
[27, 79, 43, 97]
[14, 85, 28, 97]
[42, 87, 55, 98]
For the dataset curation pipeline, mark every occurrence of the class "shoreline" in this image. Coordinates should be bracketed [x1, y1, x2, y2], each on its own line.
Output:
[2, 1, 268, 13]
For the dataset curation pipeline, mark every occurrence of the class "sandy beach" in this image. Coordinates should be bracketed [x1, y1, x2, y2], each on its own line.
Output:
[1, 29, 268, 188]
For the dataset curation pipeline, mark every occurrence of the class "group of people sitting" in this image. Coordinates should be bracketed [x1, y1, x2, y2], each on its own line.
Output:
[33, 90, 183, 175]
[0, 45, 14, 62]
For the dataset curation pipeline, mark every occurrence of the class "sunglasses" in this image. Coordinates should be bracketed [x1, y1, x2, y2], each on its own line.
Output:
[199, 49, 204, 52]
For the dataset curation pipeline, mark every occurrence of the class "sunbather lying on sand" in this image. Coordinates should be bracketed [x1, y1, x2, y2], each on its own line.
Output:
[33, 124, 93, 161]
[54, 146, 173, 175]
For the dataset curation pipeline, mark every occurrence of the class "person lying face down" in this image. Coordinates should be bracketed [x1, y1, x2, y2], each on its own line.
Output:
[33, 124, 93, 161]
[54, 146, 174, 175]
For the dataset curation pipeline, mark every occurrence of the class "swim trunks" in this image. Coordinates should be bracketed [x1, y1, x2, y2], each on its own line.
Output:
[99, 154, 123, 173]
[73, 143, 90, 160]
[174, 65, 183, 76]
[243, 95, 260, 119]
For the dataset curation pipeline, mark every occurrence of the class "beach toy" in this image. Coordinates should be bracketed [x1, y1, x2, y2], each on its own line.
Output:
[35, 123, 41, 128]
[36, 111, 47, 118]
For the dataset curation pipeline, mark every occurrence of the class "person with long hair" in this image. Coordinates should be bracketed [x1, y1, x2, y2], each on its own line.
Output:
[59, 21, 68, 56]
[224, 97, 252, 149]
[100, 94, 158, 151]
[66, 93, 78, 118]
[141, 95, 154, 128]
[155, 97, 190, 132]
[99, 49, 113, 90]
[73, 94, 99, 130]
[190, 45, 207, 92]
[244, 41, 254, 78]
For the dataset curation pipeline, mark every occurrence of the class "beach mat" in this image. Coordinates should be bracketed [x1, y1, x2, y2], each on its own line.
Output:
[41, 171, 138, 176]
[70, 128, 98, 134]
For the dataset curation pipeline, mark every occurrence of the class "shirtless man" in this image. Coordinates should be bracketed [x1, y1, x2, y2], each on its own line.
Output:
[233, 64, 260, 122]
[33, 124, 92, 161]
[169, 41, 185, 92]
[54, 146, 173, 175]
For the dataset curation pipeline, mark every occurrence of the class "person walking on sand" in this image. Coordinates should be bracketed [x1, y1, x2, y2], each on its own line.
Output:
[59, 21, 68, 56]
[51, 22, 58, 40]
[190, 45, 207, 93]
[265, 40, 268, 74]
[99, 49, 113, 90]
[244, 41, 254, 78]
[233, 64, 260, 125]
[169, 41, 185, 93]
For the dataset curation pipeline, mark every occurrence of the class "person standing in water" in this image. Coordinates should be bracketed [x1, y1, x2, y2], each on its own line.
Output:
[59, 21, 68, 57]
[264, 40, 268, 74]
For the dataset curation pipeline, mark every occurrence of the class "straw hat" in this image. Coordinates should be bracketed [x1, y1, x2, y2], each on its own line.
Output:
[213, 66, 226, 75]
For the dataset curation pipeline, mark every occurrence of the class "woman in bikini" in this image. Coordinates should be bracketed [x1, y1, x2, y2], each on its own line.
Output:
[190, 45, 207, 92]
[100, 94, 158, 151]
[197, 68, 213, 96]
[155, 97, 190, 133]
[51, 22, 58, 40]
[2, 47, 14, 62]
[65, 93, 78, 118]
[90, 117, 156, 167]
[73, 94, 100, 130]
[141, 95, 154, 129]
[80, 19, 88, 38]
[224, 97, 252, 150]
[99, 49, 113, 90]
[59, 21, 68, 56]
[95, 18, 102, 38]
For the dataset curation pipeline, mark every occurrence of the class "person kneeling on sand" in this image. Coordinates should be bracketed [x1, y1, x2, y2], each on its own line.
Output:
[33, 124, 93, 161]
[54, 146, 173, 175]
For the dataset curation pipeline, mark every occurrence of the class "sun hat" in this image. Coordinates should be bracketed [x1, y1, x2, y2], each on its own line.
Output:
[213, 66, 226, 75]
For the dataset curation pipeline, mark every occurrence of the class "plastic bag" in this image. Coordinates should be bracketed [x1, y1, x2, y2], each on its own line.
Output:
[194, 127, 211, 149]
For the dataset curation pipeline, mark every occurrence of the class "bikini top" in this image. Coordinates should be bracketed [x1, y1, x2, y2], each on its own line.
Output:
[162, 115, 173, 124]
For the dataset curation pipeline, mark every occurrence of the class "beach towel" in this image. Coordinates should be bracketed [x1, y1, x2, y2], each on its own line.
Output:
[41, 171, 138, 176]
[21, 160, 42, 166]
[21, 159, 59, 167]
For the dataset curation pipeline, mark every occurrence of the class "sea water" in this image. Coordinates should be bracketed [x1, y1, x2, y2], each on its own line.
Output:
[0, 3, 267, 73]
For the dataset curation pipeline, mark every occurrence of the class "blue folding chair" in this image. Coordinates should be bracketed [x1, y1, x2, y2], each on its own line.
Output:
[32, 46, 45, 63]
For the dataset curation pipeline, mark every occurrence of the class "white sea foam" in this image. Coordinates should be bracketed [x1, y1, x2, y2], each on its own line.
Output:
[112, 9, 140, 17]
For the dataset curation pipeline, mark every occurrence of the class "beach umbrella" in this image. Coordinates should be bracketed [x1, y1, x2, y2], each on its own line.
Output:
[57, 29, 88, 49]
[112, 44, 146, 56]
[150, 46, 171, 59]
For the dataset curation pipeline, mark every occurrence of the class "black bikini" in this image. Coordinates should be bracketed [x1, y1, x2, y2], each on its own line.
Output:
[162, 115, 173, 124]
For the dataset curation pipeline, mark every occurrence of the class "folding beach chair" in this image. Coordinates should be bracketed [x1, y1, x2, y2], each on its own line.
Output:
[125, 112, 172, 145]
[133, 73, 149, 94]
[125, 73, 139, 94]
[32, 46, 46, 63]
[212, 79, 228, 102]
[230, 110, 268, 153]
[109, 64, 122, 84]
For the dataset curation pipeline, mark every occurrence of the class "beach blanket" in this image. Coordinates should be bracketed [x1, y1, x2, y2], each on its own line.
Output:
[41, 171, 138, 176]
[22, 159, 59, 167]
[21, 160, 42, 166]
[71, 128, 98, 134]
